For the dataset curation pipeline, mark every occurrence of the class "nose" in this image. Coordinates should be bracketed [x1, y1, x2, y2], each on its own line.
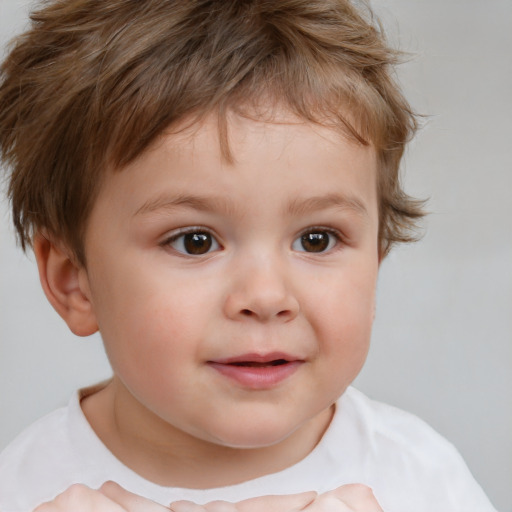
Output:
[223, 257, 300, 323]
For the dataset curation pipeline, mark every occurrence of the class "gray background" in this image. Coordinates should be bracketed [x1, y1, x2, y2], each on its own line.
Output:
[0, 1, 510, 510]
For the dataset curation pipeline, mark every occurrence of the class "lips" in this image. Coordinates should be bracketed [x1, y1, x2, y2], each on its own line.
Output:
[207, 352, 304, 389]
[227, 359, 289, 367]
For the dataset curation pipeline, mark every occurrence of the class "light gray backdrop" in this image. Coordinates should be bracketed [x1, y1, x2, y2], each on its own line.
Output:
[0, 1, 510, 510]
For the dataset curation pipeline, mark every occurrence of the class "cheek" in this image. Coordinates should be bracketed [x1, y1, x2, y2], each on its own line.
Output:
[305, 267, 376, 366]
[99, 294, 197, 411]
[91, 267, 214, 384]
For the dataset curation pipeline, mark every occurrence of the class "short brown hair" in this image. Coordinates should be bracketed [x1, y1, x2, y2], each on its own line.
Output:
[0, 0, 424, 265]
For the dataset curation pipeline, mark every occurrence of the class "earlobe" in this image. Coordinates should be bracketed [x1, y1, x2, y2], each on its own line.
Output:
[33, 234, 98, 337]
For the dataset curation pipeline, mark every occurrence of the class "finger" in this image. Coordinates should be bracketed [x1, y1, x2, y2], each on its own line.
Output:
[235, 491, 317, 512]
[314, 485, 383, 512]
[170, 500, 208, 512]
[301, 493, 353, 512]
[203, 501, 238, 512]
[33, 483, 127, 512]
[99, 481, 170, 512]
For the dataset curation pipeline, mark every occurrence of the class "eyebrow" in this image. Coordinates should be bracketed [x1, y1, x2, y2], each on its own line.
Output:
[287, 193, 369, 218]
[134, 194, 239, 217]
[134, 192, 369, 218]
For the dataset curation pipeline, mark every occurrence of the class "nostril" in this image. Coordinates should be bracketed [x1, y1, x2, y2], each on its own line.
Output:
[241, 309, 253, 316]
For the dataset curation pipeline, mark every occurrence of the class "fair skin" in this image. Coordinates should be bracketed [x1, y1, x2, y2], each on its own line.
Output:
[34, 481, 383, 511]
[34, 109, 382, 509]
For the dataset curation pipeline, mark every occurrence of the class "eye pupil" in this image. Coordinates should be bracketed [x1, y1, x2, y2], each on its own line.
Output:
[184, 233, 212, 254]
[301, 232, 329, 252]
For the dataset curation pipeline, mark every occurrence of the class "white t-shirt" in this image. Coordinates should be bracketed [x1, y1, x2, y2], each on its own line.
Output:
[0, 386, 496, 512]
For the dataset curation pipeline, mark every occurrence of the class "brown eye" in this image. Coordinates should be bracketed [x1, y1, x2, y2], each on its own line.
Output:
[167, 231, 220, 255]
[293, 230, 337, 253]
[183, 233, 212, 254]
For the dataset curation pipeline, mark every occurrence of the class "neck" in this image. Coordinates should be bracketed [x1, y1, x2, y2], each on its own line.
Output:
[81, 378, 334, 488]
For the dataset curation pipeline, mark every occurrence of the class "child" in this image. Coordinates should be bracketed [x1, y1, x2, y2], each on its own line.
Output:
[0, 0, 498, 511]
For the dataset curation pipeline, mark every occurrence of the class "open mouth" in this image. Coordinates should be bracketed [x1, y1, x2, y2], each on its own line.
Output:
[208, 355, 302, 389]
[228, 359, 289, 367]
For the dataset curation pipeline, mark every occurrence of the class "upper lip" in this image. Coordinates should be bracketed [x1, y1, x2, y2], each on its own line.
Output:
[208, 352, 303, 365]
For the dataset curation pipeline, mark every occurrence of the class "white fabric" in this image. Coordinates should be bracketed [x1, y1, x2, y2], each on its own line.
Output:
[0, 386, 496, 512]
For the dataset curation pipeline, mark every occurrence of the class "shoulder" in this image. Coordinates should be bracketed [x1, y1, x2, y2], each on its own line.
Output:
[340, 386, 456, 456]
[327, 387, 497, 512]
[332, 387, 456, 458]
[0, 394, 88, 512]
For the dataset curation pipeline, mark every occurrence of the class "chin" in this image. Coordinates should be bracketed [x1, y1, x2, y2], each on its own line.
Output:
[208, 418, 300, 449]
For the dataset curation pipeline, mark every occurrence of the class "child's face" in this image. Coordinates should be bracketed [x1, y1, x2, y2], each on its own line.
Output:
[79, 110, 380, 448]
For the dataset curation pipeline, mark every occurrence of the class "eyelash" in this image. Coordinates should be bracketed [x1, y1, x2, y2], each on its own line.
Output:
[160, 227, 221, 256]
[160, 226, 344, 256]
[293, 226, 344, 254]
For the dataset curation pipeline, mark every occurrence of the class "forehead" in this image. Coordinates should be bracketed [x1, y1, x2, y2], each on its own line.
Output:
[96, 110, 379, 222]
[151, 107, 376, 172]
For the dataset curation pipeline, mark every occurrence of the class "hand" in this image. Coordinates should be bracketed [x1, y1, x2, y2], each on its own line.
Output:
[170, 484, 383, 511]
[297, 484, 383, 511]
[33, 482, 382, 512]
[33, 481, 170, 512]
[170, 492, 317, 512]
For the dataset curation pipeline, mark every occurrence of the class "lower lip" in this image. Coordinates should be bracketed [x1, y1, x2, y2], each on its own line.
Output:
[207, 361, 302, 389]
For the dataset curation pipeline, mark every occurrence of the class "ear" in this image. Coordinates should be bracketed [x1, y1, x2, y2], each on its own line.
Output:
[33, 234, 98, 337]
